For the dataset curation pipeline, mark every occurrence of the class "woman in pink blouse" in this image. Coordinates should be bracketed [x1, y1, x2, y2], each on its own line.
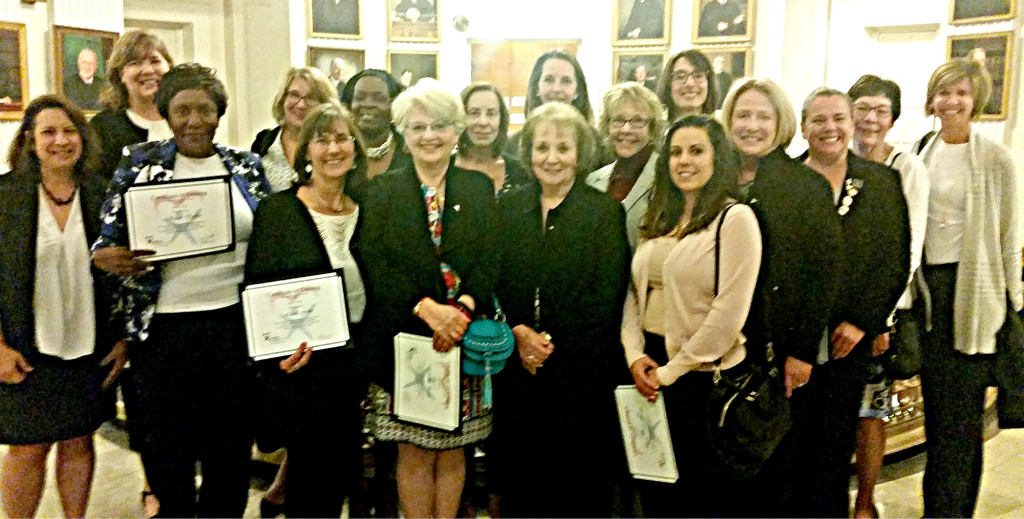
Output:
[622, 115, 762, 517]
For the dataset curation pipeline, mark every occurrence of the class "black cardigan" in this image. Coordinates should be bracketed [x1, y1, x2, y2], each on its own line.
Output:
[740, 147, 844, 364]
[357, 162, 497, 390]
[495, 180, 631, 396]
[0, 172, 116, 361]
[831, 153, 910, 342]
[90, 108, 148, 182]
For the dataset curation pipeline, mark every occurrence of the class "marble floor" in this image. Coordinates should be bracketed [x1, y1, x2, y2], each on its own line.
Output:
[2, 423, 1022, 518]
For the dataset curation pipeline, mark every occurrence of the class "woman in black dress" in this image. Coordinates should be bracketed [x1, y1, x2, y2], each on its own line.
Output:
[0, 95, 123, 518]
[491, 102, 631, 517]
[245, 101, 368, 517]
[454, 82, 530, 198]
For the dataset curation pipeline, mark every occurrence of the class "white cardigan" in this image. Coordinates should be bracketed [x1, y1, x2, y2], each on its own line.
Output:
[915, 128, 1023, 354]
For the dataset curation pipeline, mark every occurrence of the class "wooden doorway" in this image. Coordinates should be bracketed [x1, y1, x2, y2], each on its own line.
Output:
[469, 40, 580, 131]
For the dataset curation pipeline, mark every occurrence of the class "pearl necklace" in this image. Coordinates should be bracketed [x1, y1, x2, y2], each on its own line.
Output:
[365, 131, 394, 159]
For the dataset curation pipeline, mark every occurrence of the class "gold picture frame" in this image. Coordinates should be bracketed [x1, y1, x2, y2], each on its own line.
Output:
[0, 21, 29, 121]
[613, 0, 671, 47]
[308, 0, 363, 39]
[949, 0, 1017, 25]
[307, 47, 365, 89]
[947, 31, 1013, 121]
[53, 25, 119, 114]
[387, 0, 440, 43]
[692, 0, 756, 44]
[387, 50, 440, 86]
[612, 49, 666, 91]
[696, 46, 752, 109]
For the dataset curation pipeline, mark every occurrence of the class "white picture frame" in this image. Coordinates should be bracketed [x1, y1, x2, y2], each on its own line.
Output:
[393, 333, 461, 431]
[123, 177, 235, 262]
[615, 385, 679, 483]
[241, 273, 352, 361]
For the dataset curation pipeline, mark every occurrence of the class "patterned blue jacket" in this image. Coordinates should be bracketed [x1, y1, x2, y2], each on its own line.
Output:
[92, 139, 270, 342]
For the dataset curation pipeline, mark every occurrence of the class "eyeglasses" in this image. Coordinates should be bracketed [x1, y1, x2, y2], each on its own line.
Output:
[852, 103, 892, 118]
[313, 134, 356, 146]
[610, 117, 652, 129]
[285, 91, 317, 105]
[670, 71, 708, 83]
[405, 122, 454, 135]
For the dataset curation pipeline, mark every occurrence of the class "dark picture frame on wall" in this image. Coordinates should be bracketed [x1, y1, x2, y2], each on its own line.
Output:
[53, 25, 118, 113]
[0, 21, 29, 121]
[949, 0, 1016, 25]
[947, 32, 1014, 120]
[612, 0, 671, 47]
[693, 0, 756, 44]
[612, 50, 665, 92]
[387, 51, 439, 87]
[308, 47, 364, 90]
[696, 46, 752, 109]
[387, 0, 440, 43]
[309, 0, 362, 39]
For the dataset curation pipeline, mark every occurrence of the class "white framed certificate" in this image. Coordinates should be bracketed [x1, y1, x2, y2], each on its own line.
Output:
[393, 333, 461, 431]
[614, 385, 679, 483]
[123, 177, 235, 261]
[241, 273, 351, 361]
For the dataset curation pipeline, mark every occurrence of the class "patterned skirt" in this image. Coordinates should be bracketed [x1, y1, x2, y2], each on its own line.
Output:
[367, 376, 492, 450]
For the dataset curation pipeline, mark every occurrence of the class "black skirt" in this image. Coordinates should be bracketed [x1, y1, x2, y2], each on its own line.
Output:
[0, 353, 114, 445]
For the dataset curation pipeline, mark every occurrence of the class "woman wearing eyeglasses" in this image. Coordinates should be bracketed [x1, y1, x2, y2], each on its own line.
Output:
[655, 50, 718, 122]
[251, 67, 339, 194]
[587, 82, 667, 248]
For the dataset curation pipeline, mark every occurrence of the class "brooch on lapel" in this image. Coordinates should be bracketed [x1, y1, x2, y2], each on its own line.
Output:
[837, 178, 863, 216]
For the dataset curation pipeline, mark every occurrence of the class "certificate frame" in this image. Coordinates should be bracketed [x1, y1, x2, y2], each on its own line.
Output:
[615, 385, 679, 483]
[241, 272, 352, 361]
[394, 333, 461, 431]
[123, 176, 235, 262]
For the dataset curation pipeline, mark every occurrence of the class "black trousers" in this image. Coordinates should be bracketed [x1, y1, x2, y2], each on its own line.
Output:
[130, 306, 253, 518]
[788, 342, 871, 517]
[920, 264, 995, 518]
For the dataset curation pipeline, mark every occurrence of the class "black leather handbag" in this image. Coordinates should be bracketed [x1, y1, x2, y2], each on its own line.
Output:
[703, 205, 792, 482]
[995, 299, 1024, 429]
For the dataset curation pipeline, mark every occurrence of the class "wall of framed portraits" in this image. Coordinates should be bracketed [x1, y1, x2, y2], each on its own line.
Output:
[1, 0, 1022, 172]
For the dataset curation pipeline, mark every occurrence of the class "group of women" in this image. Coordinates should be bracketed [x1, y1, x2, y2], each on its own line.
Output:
[0, 25, 1018, 519]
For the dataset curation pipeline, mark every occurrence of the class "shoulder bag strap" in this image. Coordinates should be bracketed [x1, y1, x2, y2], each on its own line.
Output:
[714, 204, 736, 297]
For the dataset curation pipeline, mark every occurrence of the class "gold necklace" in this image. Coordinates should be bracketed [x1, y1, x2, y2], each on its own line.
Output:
[312, 186, 346, 213]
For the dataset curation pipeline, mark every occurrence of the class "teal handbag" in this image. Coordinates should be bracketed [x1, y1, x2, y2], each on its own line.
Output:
[462, 296, 515, 406]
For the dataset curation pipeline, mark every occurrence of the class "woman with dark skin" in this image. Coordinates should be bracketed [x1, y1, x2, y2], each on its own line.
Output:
[340, 69, 412, 194]
[92, 64, 270, 518]
[0, 95, 124, 519]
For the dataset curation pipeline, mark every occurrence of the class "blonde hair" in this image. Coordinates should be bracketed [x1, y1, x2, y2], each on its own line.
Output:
[720, 77, 798, 151]
[271, 67, 339, 126]
[519, 102, 598, 175]
[392, 78, 467, 135]
[925, 59, 991, 119]
[597, 82, 668, 149]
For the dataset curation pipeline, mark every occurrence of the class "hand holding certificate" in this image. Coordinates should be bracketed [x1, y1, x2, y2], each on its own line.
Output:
[242, 273, 352, 361]
[123, 177, 235, 262]
[615, 385, 679, 483]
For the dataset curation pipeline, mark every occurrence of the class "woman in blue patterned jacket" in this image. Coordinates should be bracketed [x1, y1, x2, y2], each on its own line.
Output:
[91, 63, 270, 518]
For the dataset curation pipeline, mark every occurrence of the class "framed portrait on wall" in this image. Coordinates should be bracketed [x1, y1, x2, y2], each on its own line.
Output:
[949, 0, 1016, 25]
[613, 0, 671, 47]
[612, 50, 665, 91]
[309, 0, 362, 39]
[0, 21, 28, 121]
[693, 0, 756, 44]
[308, 47, 364, 90]
[387, 0, 440, 43]
[696, 46, 752, 109]
[947, 32, 1013, 120]
[387, 51, 439, 87]
[53, 26, 118, 114]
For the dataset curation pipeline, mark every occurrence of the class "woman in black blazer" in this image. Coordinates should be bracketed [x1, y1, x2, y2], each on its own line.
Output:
[245, 102, 368, 518]
[490, 102, 631, 518]
[358, 79, 497, 518]
[0, 96, 124, 518]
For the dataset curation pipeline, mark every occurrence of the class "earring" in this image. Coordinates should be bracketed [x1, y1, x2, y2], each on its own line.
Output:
[305, 163, 313, 173]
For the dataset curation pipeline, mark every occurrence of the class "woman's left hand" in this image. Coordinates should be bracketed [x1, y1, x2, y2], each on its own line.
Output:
[830, 322, 865, 359]
[871, 332, 890, 357]
[100, 339, 128, 390]
[279, 342, 312, 373]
